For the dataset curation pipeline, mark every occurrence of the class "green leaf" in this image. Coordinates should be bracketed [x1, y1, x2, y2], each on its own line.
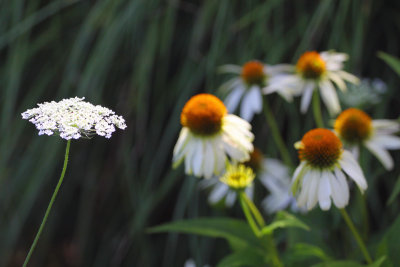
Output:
[285, 243, 332, 264]
[386, 174, 400, 205]
[377, 52, 400, 77]
[216, 248, 267, 267]
[311, 258, 386, 267]
[377, 215, 400, 267]
[311, 260, 364, 267]
[261, 211, 310, 235]
[148, 217, 263, 251]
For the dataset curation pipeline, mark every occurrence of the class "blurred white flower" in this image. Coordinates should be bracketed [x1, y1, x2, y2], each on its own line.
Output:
[338, 78, 387, 108]
[184, 259, 210, 267]
[334, 108, 400, 170]
[259, 158, 303, 214]
[200, 175, 254, 208]
[292, 129, 367, 211]
[21, 97, 127, 140]
[173, 94, 254, 179]
[219, 61, 294, 121]
[264, 51, 359, 116]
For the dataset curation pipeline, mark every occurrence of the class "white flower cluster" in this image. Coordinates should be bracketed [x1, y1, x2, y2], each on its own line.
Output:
[21, 97, 127, 140]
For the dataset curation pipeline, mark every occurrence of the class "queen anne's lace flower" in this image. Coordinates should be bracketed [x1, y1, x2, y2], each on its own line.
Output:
[21, 97, 127, 140]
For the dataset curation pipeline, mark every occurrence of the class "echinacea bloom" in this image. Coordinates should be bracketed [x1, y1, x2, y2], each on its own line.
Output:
[334, 108, 400, 170]
[219, 163, 255, 190]
[292, 128, 367, 211]
[173, 94, 254, 179]
[21, 97, 127, 140]
[264, 51, 359, 116]
[219, 60, 294, 121]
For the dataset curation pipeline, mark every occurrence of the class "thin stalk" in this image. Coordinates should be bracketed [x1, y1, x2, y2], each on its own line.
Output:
[262, 97, 293, 168]
[239, 192, 283, 267]
[339, 208, 373, 264]
[312, 89, 324, 128]
[239, 192, 260, 237]
[23, 140, 71, 267]
[241, 192, 265, 227]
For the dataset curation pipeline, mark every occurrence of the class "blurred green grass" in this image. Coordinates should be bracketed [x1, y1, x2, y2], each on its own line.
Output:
[1, 0, 400, 266]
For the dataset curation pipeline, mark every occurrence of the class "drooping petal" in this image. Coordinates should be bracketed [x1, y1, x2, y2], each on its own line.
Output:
[371, 134, 400, 149]
[336, 70, 359, 85]
[208, 183, 229, 204]
[328, 171, 346, 208]
[340, 150, 367, 191]
[334, 168, 349, 206]
[224, 86, 245, 113]
[327, 71, 347, 91]
[297, 171, 312, 207]
[203, 141, 215, 179]
[191, 139, 205, 177]
[364, 140, 394, 170]
[372, 120, 400, 134]
[319, 80, 341, 115]
[240, 86, 262, 121]
[300, 82, 314, 113]
[306, 170, 320, 210]
[318, 172, 332, 210]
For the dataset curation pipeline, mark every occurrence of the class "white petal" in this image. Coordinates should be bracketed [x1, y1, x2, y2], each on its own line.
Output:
[371, 134, 400, 149]
[224, 86, 245, 113]
[334, 168, 349, 206]
[240, 86, 262, 121]
[318, 172, 332, 210]
[372, 120, 400, 134]
[319, 80, 341, 115]
[327, 72, 347, 92]
[184, 140, 196, 174]
[212, 136, 227, 174]
[336, 70, 359, 84]
[209, 183, 229, 204]
[365, 140, 394, 170]
[297, 171, 312, 207]
[328, 171, 346, 208]
[340, 150, 367, 191]
[350, 145, 360, 160]
[219, 77, 242, 93]
[306, 170, 320, 210]
[191, 139, 204, 177]
[222, 136, 248, 162]
[225, 191, 237, 207]
[203, 141, 215, 179]
[300, 82, 314, 113]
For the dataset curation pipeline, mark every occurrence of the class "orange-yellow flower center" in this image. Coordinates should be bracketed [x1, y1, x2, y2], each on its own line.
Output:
[298, 128, 342, 169]
[296, 51, 326, 79]
[181, 94, 227, 136]
[241, 61, 266, 86]
[334, 108, 372, 144]
[243, 147, 263, 173]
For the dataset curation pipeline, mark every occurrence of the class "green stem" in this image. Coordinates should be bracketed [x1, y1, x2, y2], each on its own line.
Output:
[239, 192, 260, 237]
[339, 208, 373, 264]
[23, 140, 71, 267]
[241, 192, 265, 228]
[262, 97, 293, 168]
[239, 192, 283, 267]
[312, 89, 324, 128]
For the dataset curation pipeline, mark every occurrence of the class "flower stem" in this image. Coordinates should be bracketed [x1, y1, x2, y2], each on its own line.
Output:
[312, 89, 324, 128]
[239, 192, 261, 237]
[339, 208, 373, 264]
[23, 140, 71, 267]
[239, 192, 283, 267]
[241, 192, 265, 227]
[262, 97, 293, 168]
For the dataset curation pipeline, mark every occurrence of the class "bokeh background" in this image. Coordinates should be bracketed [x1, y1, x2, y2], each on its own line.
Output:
[1, 0, 400, 266]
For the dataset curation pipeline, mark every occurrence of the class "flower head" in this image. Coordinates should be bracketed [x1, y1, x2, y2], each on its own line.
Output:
[220, 163, 255, 190]
[264, 51, 359, 116]
[335, 108, 400, 170]
[21, 97, 127, 140]
[173, 94, 254, 179]
[296, 51, 326, 79]
[219, 60, 293, 121]
[292, 128, 367, 211]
